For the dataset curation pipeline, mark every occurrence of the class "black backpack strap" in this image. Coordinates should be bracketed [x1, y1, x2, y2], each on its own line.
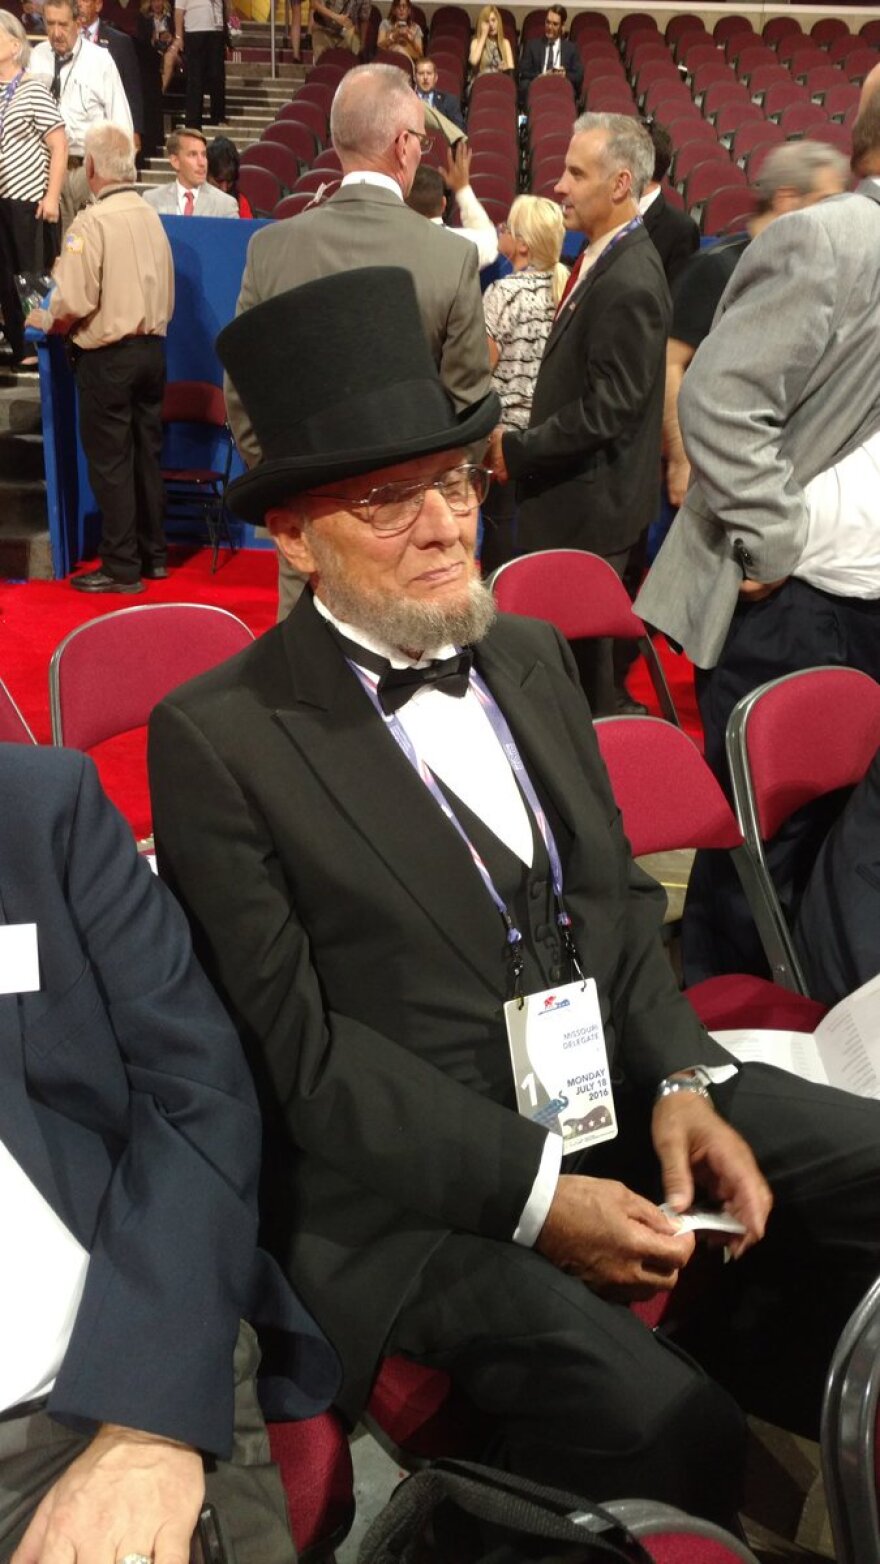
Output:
[358, 1458, 654, 1564]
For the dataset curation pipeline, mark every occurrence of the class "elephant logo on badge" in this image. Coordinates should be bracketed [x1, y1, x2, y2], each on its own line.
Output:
[562, 1104, 613, 1139]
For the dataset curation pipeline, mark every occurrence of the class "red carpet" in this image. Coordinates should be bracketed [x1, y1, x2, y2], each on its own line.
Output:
[0, 546, 699, 840]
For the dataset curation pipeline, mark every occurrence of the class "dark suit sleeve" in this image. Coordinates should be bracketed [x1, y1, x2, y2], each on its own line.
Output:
[148, 701, 549, 1246]
[47, 756, 265, 1457]
[104, 25, 144, 134]
[502, 269, 668, 479]
[564, 38, 583, 95]
[518, 38, 540, 89]
[437, 235, 493, 413]
[440, 89, 465, 130]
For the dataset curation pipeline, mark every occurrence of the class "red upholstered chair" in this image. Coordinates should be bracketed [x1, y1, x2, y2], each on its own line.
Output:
[268, 116, 321, 165]
[238, 163, 284, 218]
[828, 32, 862, 64]
[762, 15, 801, 48]
[665, 14, 706, 47]
[701, 185, 756, 236]
[280, 95, 327, 144]
[763, 80, 810, 120]
[824, 82, 860, 120]
[777, 101, 829, 137]
[860, 19, 880, 48]
[593, 716, 828, 1034]
[293, 79, 335, 116]
[713, 100, 763, 142]
[49, 604, 253, 751]
[713, 14, 752, 45]
[488, 549, 680, 725]
[810, 17, 851, 49]
[730, 118, 783, 167]
[274, 190, 321, 217]
[803, 64, 847, 101]
[312, 145, 342, 171]
[821, 1274, 880, 1564]
[528, 72, 576, 112]
[684, 164, 742, 217]
[0, 677, 36, 743]
[726, 666, 880, 998]
[268, 1414, 355, 1560]
[294, 167, 341, 195]
[844, 46, 880, 83]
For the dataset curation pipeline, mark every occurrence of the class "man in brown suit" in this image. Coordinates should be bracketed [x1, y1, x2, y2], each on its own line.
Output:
[224, 62, 492, 617]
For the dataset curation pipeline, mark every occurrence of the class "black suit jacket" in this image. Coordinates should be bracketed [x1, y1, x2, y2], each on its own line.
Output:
[148, 594, 732, 1416]
[503, 223, 671, 557]
[419, 86, 465, 131]
[518, 35, 583, 96]
[1, 746, 337, 1451]
[641, 190, 700, 288]
[93, 19, 143, 133]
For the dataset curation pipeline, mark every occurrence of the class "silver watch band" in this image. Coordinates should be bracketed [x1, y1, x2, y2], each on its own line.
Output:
[655, 1068, 712, 1104]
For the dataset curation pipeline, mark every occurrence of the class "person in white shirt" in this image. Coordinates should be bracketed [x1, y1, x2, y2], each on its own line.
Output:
[174, 0, 225, 130]
[635, 105, 880, 985]
[142, 125, 237, 215]
[30, 0, 131, 225]
[405, 142, 499, 270]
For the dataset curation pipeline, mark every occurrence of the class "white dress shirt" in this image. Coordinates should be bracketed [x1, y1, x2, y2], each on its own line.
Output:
[796, 428, 880, 597]
[430, 184, 498, 269]
[339, 169, 402, 198]
[30, 36, 132, 153]
[311, 596, 563, 1241]
[0, 1138, 89, 1411]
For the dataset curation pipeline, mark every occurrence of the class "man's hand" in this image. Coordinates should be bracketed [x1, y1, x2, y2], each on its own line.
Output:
[487, 425, 508, 483]
[443, 139, 471, 194]
[536, 1173, 695, 1300]
[35, 195, 59, 223]
[12, 1423, 204, 1564]
[652, 1091, 772, 1258]
[665, 453, 690, 509]
[25, 308, 47, 331]
[738, 576, 788, 602]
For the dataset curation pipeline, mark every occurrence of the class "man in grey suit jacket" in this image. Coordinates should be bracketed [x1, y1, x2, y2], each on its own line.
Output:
[635, 173, 880, 979]
[225, 62, 491, 616]
[143, 126, 238, 215]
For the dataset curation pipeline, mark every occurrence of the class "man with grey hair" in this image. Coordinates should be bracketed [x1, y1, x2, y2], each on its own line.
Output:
[27, 121, 174, 593]
[490, 111, 669, 714]
[636, 118, 880, 982]
[30, 0, 132, 227]
[226, 61, 491, 619]
[663, 138, 849, 509]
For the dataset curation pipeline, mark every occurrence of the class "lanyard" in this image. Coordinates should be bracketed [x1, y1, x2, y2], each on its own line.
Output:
[348, 660, 583, 998]
[0, 72, 24, 145]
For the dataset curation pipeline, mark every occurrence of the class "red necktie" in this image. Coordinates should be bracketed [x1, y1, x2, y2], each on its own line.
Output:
[183, 189, 194, 216]
[555, 251, 585, 317]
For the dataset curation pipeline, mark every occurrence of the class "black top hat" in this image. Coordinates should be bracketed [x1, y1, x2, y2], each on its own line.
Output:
[217, 267, 500, 522]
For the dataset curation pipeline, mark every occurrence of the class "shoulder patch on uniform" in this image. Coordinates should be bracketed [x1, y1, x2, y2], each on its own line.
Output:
[65, 232, 84, 253]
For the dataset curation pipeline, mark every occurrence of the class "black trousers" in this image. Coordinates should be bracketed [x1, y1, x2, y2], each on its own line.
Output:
[569, 545, 631, 717]
[0, 198, 59, 362]
[75, 336, 167, 582]
[184, 28, 226, 127]
[387, 1065, 880, 1528]
[682, 578, 880, 983]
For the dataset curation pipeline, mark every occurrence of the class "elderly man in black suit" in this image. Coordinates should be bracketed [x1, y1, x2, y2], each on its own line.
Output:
[0, 745, 337, 1564]
[518, 5, 582, 107]
[490, 112, 669, 714]
[149, 263, 880, 1534]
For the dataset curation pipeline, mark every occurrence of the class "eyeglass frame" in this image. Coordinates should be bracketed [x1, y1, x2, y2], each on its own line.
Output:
[302, 461, 492, 536]
[399, 125, 434, 153]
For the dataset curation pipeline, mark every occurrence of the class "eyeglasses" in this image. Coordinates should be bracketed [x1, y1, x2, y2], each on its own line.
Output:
[402, 126, 434, 152]
[309, 463, 491, 535]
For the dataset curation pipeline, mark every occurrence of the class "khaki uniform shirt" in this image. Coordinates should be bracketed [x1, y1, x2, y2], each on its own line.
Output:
[37, 185, 174, 350]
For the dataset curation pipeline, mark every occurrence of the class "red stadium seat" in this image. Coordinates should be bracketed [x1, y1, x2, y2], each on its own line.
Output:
[262, 118, 317, 165]
[777, 101, 829, 136]
[673, 140, 730, 189]
[237, 163, 283, 218]
[312, 145, 342, 170]
[273, 190, 322, 217]
[714, 100, 763, 141]
[730, 119, 783, 166]
[824, 82, 860, 119]
[294, 167, 341, 195]
[844, 47, 880, 83]
[701, 184, 756, 236]
[241, 140, 301, 194]
[763, 81, 809, 120]
[860, 19, 880, 47]
[811, 17, 851, 48]
[828, 33, 861, 64]
[762, 15, 802, 48]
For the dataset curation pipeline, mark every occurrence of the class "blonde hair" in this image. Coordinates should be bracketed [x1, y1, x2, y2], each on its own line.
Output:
[508, 194, 568, 306]
[476, 5, 507, 57]
[0, 10, 29, 68]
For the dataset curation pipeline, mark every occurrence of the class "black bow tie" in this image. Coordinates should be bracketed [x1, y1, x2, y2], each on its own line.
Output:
[327, 624, 472, 714]
[377, 653, 472, 714]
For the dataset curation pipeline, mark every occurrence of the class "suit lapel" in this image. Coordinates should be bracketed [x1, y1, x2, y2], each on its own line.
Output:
[543, 224, 644, 362]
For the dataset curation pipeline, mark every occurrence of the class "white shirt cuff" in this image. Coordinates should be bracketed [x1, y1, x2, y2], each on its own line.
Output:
[513, 1132, 563, 1247]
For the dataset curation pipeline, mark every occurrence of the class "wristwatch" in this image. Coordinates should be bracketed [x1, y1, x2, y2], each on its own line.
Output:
[654, 1066, 712, 1104]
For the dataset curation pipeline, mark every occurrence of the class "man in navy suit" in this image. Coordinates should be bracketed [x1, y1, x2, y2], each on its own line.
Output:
[518, 6, 582, 108]
[414, 57, 464, 133]
[0, 745, 337, 1563]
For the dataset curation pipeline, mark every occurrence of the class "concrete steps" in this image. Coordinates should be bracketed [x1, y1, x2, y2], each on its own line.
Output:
[0, 364, 52, 581]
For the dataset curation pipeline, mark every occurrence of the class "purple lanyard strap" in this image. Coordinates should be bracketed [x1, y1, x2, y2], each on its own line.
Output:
[349, 661, 584, 997]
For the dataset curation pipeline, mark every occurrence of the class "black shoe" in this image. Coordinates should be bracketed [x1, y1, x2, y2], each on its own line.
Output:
[142, 565, 168, 580]
[70, 569, 145, 594]
[615, 690, 649, 717]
